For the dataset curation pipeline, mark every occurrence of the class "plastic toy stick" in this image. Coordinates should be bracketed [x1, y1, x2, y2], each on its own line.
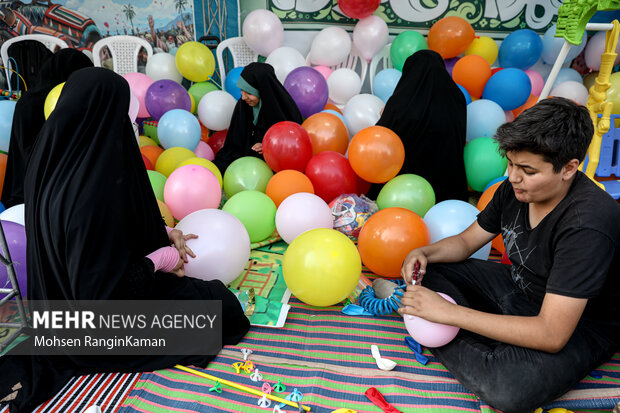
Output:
[175, 365, 311, 411]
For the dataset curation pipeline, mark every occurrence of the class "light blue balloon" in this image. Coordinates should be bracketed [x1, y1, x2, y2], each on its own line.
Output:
[321, 109, 349, 130]
[551, 68, 583, 88]
[0, 100, 16, 153]
[372, 68, 401, 103]
[457, 84, 472, 105]
[157, 109, 201, 151]
[541, 24, 587, 65]
[225, 66, 244, 100]
[423, 200, 491, 260]
[466, 99, 506, 142]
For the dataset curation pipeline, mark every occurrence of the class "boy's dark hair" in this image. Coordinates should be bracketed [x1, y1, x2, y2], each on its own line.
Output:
[494, 97, 593, 173]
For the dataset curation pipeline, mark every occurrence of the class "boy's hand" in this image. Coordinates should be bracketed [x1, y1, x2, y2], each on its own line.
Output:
[398, 285, 456, 324]
[401, 249, 428, 284]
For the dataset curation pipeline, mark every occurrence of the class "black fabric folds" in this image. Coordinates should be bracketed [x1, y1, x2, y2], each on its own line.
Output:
[374, 50, 468, 202]
[1, 48, 93, 208]
[213, 62, 302, 172]
[0, 68, 249, 413]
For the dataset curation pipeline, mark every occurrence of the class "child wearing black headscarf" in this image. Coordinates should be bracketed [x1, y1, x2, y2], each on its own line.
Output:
[1, 48, 93, 208]
[213, 62, 302, 172]
[372, 49, 468, 202]
[0, 68, 249, 413]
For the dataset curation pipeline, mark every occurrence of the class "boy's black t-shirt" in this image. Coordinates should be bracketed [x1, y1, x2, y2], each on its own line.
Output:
[477, 172, 620, 334]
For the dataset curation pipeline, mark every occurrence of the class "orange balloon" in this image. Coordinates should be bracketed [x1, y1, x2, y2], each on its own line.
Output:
[302, 112, 349, 155]
[476, 181, 505, 253]
[452, 55, 491, 98]
[348, 126, 405, 184]
[358, 207, 430, 278]
[140, 145, 164, 167]
[266, 169, 315, 207]
[0, 153, 7, 197]
[157, 199, 175, 227]
[512, 94, 538, 118]
[200, 123, 210, 143]
[324, 103, 342, 114]
[428, 16, 475, 59]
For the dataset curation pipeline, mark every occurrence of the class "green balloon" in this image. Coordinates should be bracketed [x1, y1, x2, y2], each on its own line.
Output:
[143, 121, 160, 145]
[147, 170, 167, 202]
[464, 137, 508, 192]
[390, 31, 428, 71]
[188, 82, 219, 107]
[222, 190, 276, 243]
[377, 174, 435, 217]
[223, 156, 274, 198]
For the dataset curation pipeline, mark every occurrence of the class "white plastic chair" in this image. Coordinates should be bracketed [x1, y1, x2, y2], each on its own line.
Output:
[369, 43, 392, 93]
[92, 35, 153, 76]
[306, 45, 368, 86]
[216, 37, 258, 86]
[1, 34, 69, 87]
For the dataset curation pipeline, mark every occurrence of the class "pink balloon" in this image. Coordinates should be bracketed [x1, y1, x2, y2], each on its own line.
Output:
[194, 141, 215, 160]
[275, 192, 333, 244]
[404, 292, 460, 347]
[524, 69, 544, 96]
[585, 31, 620, 71]
[163, 164, 221, 220]
[504, 110, 515, 122]
[314, 65, 333, 81]
[123, 72, 153, 118]
[128, 90, 139, 122]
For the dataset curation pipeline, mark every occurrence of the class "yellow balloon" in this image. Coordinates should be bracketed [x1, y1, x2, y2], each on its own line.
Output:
[189, 93, 196, 114]
[139, 136, 158, 147]
[157, 199, 175, 227]
[282, 228, 361, 307]
[605, 72, 620, 114]
[583, 71, 599, 92]
[175, 41, 215, 82]
[179, 157, 222, 187]
[44, 82, 65, 119]
[155, 147, 195, 177]
[465, 36, 498, 66]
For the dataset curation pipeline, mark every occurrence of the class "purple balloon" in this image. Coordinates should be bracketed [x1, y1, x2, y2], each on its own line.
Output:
[284, 67, 328, 118]
[0, 220, 27, 296]
[145, 79, 192, 121]
[444, 57, 459, 76]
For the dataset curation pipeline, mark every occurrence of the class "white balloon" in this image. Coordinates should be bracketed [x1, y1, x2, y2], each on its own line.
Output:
[328, 68, 361, 105]
[0, 204, 24, 227]
[550, 81, 589, 106]
[343, 94, 384, 136]
[128, 90, 139, 123]
[175, 209, 251, 284]
[145, 52, 183, 83]
[243, 9, 284, 56]
[266, 47, 307, 84]
[276, 192, 333, 244]
[197, 91, 237, 131]
[585, 31, 620, 71]
[353, 16, 389, 61]
[310, 27, 351, 67]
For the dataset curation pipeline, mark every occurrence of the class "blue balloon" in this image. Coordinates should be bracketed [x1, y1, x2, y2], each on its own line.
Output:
[541, 24, 586, 65]
[482, 68, 531, 111]
[551, 68, 583, 88]
[457, 84, 472, 105]
[373, 68, 402, 103]
[157, 109, 202, 151]
[168, 46, 178, 56]
[321, 109, 347, 126]
[423, 200, 491, 260]
[483, 176, 508, 192]
[0, 100, 16, 153]
[225, 66, 244, 100]
[466, 99, 506, 142]
[498, 29, 543, 70]
[0, 201, 5, 215]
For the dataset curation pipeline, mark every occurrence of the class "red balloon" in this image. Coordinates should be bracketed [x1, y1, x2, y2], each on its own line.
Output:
[208, 129, 227, 155]
[262, 121, 313, 172]
[305, 151, 358, 203]
[356, 174, 371, 195]
[491, 67, 504, 75]
[501, 251, 512, 265]
[337, 0, 380, 18]
[142, 154, 153, 170]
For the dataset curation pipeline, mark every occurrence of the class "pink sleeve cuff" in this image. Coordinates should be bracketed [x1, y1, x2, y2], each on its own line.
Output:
[165, 226, 174, 235]
[146, 246, 179, 273]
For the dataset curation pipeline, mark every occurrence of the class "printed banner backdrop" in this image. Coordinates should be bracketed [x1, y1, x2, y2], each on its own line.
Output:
[238, 0, 562, 38]
[0, 0, 195, 53]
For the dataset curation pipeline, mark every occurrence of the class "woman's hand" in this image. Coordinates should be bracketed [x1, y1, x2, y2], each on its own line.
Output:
[170, 256, 185, 278]
[398, 285, 457, 324]
[401, 248, 428, 284]
[168, 229, 197, 263]
[251, 143, 263, 154]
